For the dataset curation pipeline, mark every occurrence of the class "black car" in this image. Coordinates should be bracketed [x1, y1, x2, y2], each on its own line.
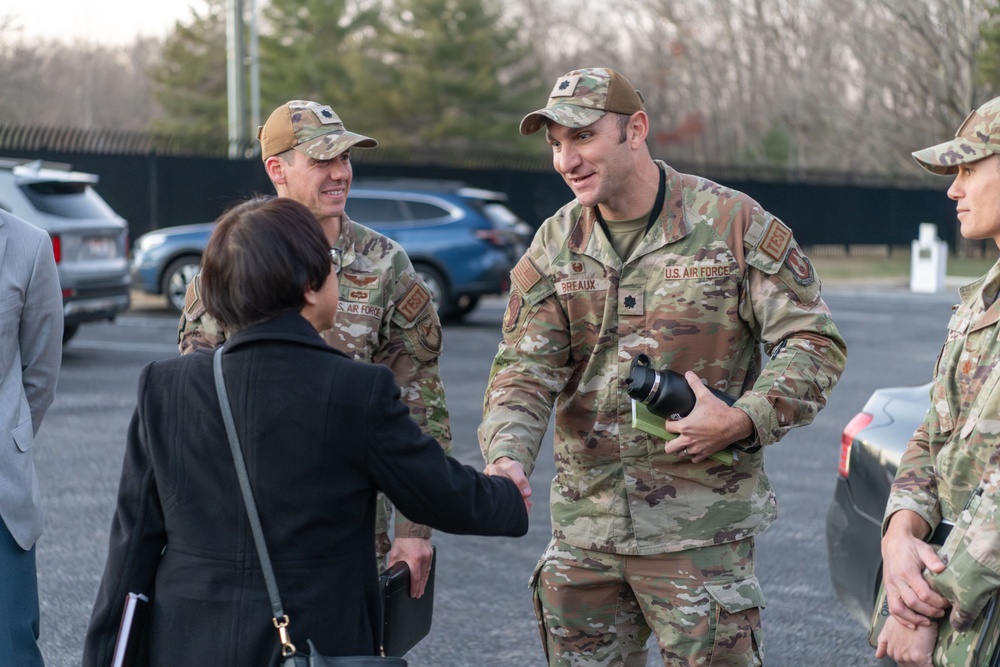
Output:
[825, 383, 930, 629]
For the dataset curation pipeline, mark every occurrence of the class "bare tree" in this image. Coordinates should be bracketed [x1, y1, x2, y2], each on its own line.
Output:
[1, 0, 995, 180]
[0, 22, 161, 133]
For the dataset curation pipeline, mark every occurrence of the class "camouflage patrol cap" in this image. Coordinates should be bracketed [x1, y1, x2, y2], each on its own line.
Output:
[519, 68, 645, 136]
[257, 100, 377, 162]
[912, 97, 1000, 174]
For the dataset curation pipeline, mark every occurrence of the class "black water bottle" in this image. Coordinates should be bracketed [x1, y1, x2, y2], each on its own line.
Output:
[626, 353, 736, 421]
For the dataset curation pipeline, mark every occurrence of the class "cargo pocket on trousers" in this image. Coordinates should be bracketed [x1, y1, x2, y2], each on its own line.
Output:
[705, 576, 765, 666]
[529, 553, 550, 664]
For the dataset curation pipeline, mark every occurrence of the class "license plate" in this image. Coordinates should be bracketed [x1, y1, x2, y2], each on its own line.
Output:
[85, 237, 117, 259]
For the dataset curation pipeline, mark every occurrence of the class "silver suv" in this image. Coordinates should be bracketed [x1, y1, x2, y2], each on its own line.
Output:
[0, 158, 130, 343]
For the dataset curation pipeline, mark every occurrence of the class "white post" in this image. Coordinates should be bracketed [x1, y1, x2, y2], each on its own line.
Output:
[910, 223, 948, 293]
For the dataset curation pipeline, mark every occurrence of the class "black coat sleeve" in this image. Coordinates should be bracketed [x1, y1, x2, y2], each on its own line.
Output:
[363, 366, 528, 537]
[82, 364, 168, 667]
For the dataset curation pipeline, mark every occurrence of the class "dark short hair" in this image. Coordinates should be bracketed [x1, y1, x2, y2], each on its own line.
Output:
[201, 196, 331, 332]
[615, 112, 630, 143]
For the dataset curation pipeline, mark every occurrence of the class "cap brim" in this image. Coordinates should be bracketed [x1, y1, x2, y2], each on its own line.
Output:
[912, 138, 994, 175]
[296, 131, 378, 160]
[519, 104, 607, 135]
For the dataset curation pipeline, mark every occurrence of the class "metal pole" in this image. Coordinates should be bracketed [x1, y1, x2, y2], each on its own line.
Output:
[249, 0, 260, 156]
[226, 0, 246, 159]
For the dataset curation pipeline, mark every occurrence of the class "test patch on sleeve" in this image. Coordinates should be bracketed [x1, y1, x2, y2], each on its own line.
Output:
[759, 219, 792, 263]
[397, 281, 431, 322]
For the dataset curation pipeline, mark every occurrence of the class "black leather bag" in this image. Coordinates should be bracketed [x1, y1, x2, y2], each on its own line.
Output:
[378, 550, 436, 657]
[280, 640, 407, 666]
[214, 348, 407, 667]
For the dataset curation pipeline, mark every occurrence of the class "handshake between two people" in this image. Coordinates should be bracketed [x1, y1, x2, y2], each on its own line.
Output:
[483, 367, 756, 505]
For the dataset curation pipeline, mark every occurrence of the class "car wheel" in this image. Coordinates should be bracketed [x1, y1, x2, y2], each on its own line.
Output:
[161, 255, 202, 313]
[413, 264, 454, 320]
[62, 323, 79, 345]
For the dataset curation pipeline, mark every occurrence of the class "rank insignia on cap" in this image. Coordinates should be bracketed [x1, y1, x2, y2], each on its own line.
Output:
[308, 102, 340, 124]
[550, 75, 581, 98]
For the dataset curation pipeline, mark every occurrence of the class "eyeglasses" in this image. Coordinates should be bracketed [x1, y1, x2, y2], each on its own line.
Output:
[329, 247, 343, 274]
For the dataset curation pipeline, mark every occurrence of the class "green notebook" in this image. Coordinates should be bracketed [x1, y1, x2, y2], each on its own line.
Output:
[630, 399, 735, 466]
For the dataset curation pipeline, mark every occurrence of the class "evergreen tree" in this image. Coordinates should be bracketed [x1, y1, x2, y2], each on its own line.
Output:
[146, 0, 547, 159]
[980, 2, 1000, 96]
[373, 0, 547, 156]
[258, 0, 386, 131]
[148, 0, 228, 150]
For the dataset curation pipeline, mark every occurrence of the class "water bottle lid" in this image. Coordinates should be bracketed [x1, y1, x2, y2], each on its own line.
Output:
[626, 354, 658, 402]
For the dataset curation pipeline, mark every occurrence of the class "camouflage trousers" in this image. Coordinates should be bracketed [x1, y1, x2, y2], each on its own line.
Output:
[530, 538, 764, 667]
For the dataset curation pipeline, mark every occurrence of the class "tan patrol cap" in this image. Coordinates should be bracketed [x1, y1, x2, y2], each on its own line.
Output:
[257, 100, 377, 162]
[912, 97, 1000, 175]
[520, 68, 645, 136]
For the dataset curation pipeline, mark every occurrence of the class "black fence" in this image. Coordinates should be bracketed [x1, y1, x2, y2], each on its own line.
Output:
[0, 147, 958, 252]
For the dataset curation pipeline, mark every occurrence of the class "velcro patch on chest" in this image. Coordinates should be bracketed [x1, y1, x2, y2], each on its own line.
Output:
[396, 281, 432, 322]
[341, 272, 379, 290]
[664, 263, 734, 281]
[338, 301, 384, 320]
[346, 289, 371, 303]
[620, 291, 644, 315]
[556, 277, 610, 295]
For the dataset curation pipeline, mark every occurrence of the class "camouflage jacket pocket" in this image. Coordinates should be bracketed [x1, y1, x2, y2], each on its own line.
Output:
[704, 575, 766, 614]
[931, 592, 1000, 667]
[927, 489, 1000, 633]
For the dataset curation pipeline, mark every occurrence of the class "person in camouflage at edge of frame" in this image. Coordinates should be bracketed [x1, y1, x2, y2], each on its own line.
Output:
[876, 97, 1000, 667]
[479, 68, 848, 666]
[177, 100, 449, 598]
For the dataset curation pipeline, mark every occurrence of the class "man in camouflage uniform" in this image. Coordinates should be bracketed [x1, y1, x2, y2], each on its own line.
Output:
[178, 100, 448, 597]
[479, 68, 847, 665]
[876, 97, 1000, 666]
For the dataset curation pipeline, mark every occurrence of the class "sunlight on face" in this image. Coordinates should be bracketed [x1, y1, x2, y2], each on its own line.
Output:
[948, 155, 1000, 247]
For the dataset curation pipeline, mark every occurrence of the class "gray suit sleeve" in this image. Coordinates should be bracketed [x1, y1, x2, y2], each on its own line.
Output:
[20, 233, 63, 434]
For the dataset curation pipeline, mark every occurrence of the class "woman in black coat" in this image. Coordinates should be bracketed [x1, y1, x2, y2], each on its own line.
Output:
[82, 197, 529, 666]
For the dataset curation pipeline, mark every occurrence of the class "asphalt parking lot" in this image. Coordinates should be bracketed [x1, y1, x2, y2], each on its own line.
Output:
[37, 282, 960, 666]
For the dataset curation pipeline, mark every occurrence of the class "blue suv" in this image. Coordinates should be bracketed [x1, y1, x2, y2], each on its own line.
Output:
[130, 180, 532, 319]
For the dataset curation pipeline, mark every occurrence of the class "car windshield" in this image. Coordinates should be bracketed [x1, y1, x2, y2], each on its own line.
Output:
[20, 182, 116, 219]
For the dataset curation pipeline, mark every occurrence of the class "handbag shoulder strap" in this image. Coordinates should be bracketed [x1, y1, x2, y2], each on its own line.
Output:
[213, 347, 298, 658]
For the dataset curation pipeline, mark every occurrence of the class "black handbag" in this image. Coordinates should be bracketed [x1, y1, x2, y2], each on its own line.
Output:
[378, 549, 435, 657]
[214, 348, 407, 667]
